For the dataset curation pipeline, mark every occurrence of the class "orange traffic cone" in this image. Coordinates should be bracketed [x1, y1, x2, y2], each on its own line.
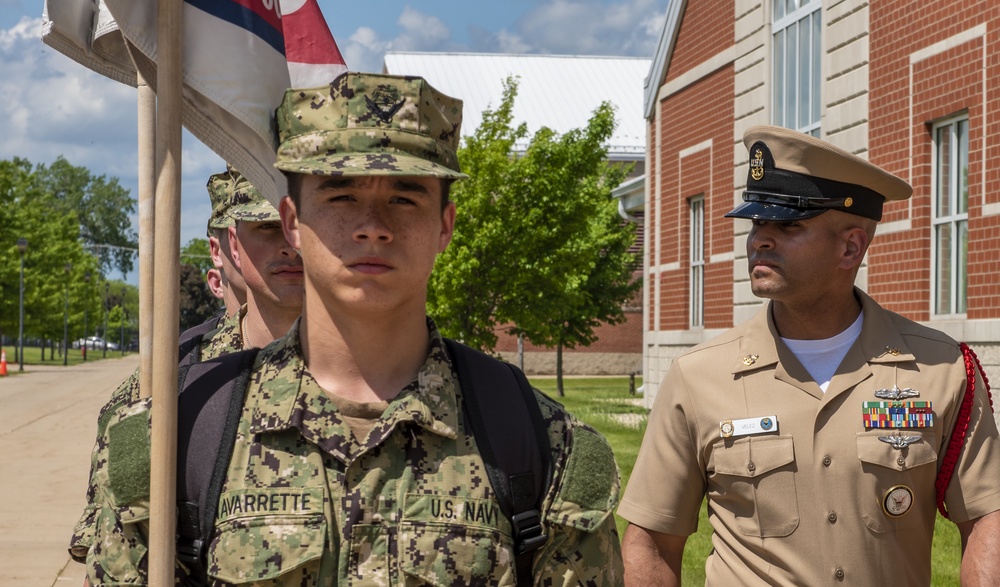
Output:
[0, 349, 8, 376]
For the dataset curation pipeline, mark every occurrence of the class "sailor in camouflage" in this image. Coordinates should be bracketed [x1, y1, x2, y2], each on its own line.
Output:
[207, 166, 248, 317]
[84, 72, 623, 585]
[70, 169, 301, 569]
[222, 167, 304, 349]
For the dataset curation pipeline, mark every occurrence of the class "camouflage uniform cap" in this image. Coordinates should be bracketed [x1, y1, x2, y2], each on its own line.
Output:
[206, 167, 237, 235]
[224, 167, 281, 222]
[274, 72, 467, 179]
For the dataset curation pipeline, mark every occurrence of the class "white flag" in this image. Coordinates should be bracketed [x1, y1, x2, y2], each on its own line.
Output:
[41, 0, 136, 87]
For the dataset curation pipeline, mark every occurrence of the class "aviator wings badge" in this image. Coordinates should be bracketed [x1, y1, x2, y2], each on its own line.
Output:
[878, 435, 922, 450]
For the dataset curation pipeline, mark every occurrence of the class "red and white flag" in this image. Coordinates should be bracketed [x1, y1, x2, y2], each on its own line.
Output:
[281, 0, 348, 87]
[47, 0, 348, 206]
[102, 0, 291, 205]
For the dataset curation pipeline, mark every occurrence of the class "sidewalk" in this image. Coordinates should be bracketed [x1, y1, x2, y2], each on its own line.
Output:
[0, 356, 139, 586]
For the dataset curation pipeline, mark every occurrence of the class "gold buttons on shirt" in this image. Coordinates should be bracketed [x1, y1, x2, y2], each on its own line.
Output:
[823, 455, 832, 467]
[747, 461, 756, 473]
[835, 567, 845, 581]
[828, 512, 838, 523]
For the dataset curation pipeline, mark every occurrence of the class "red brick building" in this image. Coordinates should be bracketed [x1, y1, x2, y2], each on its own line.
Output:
[636, 0, 1000, 405]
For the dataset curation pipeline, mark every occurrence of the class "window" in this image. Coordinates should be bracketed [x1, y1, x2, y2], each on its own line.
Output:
[932, 117, 969, 316]
[772, 0, 822, 136]
[690, 196, 705, 327]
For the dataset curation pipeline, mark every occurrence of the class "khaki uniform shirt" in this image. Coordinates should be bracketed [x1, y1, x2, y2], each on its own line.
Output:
[618, 291, 1000, 585]
[68, 309, 242, 561]
[85, 320, 624, 585]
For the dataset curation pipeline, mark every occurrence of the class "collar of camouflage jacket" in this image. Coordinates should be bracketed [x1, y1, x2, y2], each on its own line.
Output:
[245, 319, 462, 446]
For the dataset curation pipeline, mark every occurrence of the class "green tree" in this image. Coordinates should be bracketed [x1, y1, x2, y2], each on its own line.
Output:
[35, 156, 138, 277]
[503, 103, 639, 395]
[428, 77, 528, 349]
[179, 262, 221, 331]
[180, 237, 214, 277]
[0, 158, 104, 354]
[429, 78, 640, 394]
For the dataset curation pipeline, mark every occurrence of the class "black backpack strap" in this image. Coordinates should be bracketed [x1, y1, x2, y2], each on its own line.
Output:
[177, 310, 225, 365]
[175, 347, 259, 583]
[443, 338, 551, 585]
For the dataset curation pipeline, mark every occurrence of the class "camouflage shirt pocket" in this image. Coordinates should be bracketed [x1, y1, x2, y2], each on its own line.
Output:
[397, 493, 516, 586]
[207, 513, 326, 584]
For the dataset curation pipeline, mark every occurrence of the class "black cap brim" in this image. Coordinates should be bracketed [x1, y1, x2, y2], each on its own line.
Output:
[724, 197, 828, 221]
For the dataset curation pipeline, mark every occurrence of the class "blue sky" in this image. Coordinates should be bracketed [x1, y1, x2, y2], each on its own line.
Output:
[0, 0, 666, 283]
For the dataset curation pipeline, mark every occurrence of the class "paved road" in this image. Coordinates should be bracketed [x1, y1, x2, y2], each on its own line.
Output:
[0, 356, 139, 587]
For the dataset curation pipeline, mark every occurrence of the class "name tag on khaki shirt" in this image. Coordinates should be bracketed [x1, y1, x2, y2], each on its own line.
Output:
[720, 415, 778, 438]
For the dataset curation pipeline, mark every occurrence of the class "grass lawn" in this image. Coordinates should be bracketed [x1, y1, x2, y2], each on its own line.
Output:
[1, 344, 128, 371]
[528, 376, 963, 586]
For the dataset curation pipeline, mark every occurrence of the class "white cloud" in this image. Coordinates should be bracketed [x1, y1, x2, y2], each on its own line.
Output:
[0, 16, 227, 277]
[342, 6, 455, 72]
[506, 0, 666, 57]
[493, 29, 533, 54]
[345, 1, 666, 68]
[0, 17, 138, 176]
[344, 26, 390, 73]
[394, 6, 450, 50]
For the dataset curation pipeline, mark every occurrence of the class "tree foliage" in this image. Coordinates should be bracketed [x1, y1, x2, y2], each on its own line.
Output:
[179, 262, 221, 331]
[428, 77, 529, 348]
[0, 158, 102, 346]
[181, 237, 214, 277]
[0, 157, 135, 349]
[35, 156, 138, 277]
[429, 77, 641, 390]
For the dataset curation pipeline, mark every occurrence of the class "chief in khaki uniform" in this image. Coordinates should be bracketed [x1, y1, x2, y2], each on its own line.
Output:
[619, 126, 1000, 586]
[84, 73, 623, 585]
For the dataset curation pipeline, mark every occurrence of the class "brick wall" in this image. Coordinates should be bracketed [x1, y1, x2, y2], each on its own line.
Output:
[493, 308, 643, 354]
[869, 1, 1000, 321]
[664, 0, 735, 84]
[656, 69, 736, 331]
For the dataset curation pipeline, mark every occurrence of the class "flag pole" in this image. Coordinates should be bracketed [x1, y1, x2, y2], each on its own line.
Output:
[137, 70, 155, 397]
[148, 0, 183, 583]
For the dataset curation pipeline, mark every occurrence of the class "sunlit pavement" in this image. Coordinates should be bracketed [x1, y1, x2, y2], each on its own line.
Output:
[0, 356, 139, 586]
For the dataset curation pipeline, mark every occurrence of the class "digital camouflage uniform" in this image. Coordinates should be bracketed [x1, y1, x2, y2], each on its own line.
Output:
[71, 166, 276, 562]
[85, 320, 623, 585]
[83, 72, 624, 584]
[69, 309, 243, 562]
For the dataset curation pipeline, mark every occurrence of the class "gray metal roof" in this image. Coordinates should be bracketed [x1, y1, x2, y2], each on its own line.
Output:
[383, 52, 650, 159]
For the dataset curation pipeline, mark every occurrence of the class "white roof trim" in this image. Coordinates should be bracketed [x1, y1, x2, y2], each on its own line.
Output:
[384, 52, 649, 157]
[644, 0, 688, 119]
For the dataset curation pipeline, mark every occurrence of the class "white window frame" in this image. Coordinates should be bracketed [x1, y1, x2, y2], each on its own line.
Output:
[930, 115, 969, 318]
[772, 0, 822, 136]
[689, 196, 705, 328]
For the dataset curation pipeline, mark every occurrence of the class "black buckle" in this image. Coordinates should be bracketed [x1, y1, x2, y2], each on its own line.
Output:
[512, 509, 548, 554]
[176, 537, 204, 566]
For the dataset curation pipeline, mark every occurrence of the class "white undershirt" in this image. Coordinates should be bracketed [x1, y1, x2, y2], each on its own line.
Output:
[781, 312, 864, 393]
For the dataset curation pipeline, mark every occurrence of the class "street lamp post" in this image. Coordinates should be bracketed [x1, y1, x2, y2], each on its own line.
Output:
[103, 282, 109, 358]
[120, 286, 126, 356]
[63, 263, 71, 366]
[17, 238, 27, 372]
[83, 271, 91, 360]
